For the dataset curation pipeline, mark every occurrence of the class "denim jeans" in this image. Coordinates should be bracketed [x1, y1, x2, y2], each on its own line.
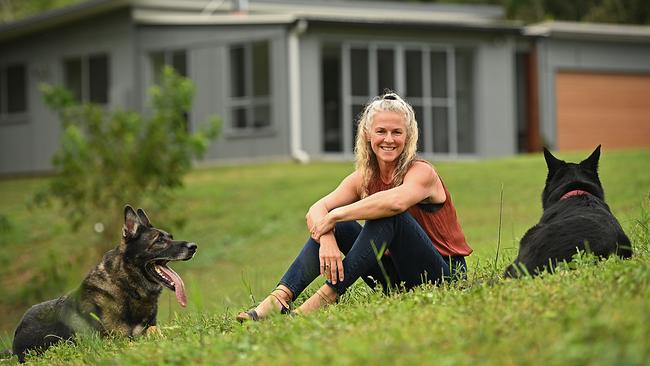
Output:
[279, 212, 467, 300]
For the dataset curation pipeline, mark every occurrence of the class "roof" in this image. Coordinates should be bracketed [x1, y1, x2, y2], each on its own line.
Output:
[525, 21, 650, 43]
[0, 0, 518, 43]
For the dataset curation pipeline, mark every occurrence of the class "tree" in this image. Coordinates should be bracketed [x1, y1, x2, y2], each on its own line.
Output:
[35, 66, 221, 250]
[402, 0, 650, 24]
[0, 0, 82, 23]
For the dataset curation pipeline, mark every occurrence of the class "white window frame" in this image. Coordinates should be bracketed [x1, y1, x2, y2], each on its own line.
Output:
[62, 53, 110, 105]
[341, 41, 464, 157]
[226, 41, 273, 138]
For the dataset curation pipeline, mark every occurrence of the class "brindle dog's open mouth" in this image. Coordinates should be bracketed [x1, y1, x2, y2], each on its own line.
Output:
[146, 261, 187, 307]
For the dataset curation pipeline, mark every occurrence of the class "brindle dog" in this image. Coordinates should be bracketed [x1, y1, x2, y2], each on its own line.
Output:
[9, 205, 197, 362]
[504, 146, 632, 278]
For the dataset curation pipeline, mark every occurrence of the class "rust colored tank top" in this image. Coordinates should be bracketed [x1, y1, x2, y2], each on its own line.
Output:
[367, 172, 473, 257]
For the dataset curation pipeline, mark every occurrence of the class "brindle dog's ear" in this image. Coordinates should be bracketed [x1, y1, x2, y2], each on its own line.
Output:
[123, 205, 140, 238]
[543, 147, 564, 177]
[136, 208, 153, 228]
[579, 144, 601, 172]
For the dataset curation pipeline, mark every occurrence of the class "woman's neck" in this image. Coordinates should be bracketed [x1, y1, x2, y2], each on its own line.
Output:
[377, 161, 396, 184]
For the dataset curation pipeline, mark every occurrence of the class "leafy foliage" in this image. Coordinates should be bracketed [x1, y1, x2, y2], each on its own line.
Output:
[2, 0, 649, 26]
[406, 0, 650, 24]
[0, 0, 82, 23]
[34, 66, 221, 246]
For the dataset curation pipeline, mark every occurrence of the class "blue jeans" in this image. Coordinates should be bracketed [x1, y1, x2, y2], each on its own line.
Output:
[279, 212, 467, 300]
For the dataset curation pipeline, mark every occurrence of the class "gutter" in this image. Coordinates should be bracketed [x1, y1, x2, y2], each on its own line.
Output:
[288, 18, 310, 163]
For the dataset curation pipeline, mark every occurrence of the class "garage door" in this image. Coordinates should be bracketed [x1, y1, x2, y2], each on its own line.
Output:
[555, 71, 650, 151]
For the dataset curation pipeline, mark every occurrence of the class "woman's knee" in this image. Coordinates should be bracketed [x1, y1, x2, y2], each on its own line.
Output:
[364, 212, 411, 230]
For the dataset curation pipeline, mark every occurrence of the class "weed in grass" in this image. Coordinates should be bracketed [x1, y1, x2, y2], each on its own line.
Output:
[630, 195, 650, 254]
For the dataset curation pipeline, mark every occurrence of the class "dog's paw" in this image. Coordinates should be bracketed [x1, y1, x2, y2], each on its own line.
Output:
[145, 325, 163, 337]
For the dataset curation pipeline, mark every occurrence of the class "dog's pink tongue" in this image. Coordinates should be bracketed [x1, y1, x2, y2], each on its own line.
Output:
[159, 266, 187, 307]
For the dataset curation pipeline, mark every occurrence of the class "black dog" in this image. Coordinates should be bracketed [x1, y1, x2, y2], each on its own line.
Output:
[8, 205, 197, 362]
[504, 145, 632, 278]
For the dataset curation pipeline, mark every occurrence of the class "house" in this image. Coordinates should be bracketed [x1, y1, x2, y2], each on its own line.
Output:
[526, 21, 650, 151]
[1, 0, 649, 175]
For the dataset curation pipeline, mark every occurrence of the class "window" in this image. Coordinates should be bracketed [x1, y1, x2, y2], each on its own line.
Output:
[322, 43, 342, 152]
[63, 53, 109, 104]
[150, 49, 187, 83]
[228, 41, 271, 133]
[150, 49, 189, 131]
[0, 63, 28, 118]
[326, 43, 475, 155]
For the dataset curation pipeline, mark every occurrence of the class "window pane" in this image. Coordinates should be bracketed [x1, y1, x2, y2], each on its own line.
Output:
[150, 52, 165, 84]
[252, 41, 269, 97]
[456, 48, 475, 154]
[430, 51, 447, 98]
[432, 107, 449, 153]
[405, 50, 422, 98]
[88, 54, 109, 104]
[351, 104, 364, 151]
[377, 48, 394, 94]
[322, 43, 342, 152]
[232, 107, 247, 129]
[64, 58, 83, 102]
[172, 50, 187, 77]
[230, 45, 246, 98]
[6, 64, 27, 113]
[253, 104, 270, 128]
[350, 48, 368, 96]
[413, 105, 424, 152]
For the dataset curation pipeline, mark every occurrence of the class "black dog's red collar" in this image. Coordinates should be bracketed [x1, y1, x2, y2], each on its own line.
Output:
[561, 190, 591, 200]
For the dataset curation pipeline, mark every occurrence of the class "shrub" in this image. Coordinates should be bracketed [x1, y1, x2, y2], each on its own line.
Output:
[34, 66, 221, 248]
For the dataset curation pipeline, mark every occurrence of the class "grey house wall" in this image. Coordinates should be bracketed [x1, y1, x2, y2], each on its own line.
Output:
[0, 9, 135, 174]
[474, 35, 517, 157]
[296, 25, 519, 159]
[137, 24, 292, 163]
[536, 38, 650, 149]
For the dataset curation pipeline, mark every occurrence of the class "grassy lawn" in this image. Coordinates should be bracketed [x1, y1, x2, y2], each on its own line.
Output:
[0, 148, 648, 364]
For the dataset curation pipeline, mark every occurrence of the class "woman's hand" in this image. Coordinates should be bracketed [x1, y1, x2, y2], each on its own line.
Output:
[310, 211, 337, 242]
[318, 234, 344, 284]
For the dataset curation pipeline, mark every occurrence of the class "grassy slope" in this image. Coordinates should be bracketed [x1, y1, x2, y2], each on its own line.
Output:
[0, 149, 648, 364]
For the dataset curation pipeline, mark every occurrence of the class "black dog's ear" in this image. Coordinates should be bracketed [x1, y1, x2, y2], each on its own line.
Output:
[579, 144, 601, 172]
[123, 205, 141, 238]
[136, 208, 153, 228]
[543, 147, 564, 176]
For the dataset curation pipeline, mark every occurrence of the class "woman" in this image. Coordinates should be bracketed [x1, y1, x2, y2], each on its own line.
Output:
[237, 92, 472, 321]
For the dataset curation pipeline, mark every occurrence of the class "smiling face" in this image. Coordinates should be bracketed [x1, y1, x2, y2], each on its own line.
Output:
[367, 110, 407, 165]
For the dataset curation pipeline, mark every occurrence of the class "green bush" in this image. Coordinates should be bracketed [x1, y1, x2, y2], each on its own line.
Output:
[34, 66, 221, 248]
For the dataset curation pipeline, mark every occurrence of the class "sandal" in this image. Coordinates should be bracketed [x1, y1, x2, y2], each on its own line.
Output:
[236, 287, 292, 323]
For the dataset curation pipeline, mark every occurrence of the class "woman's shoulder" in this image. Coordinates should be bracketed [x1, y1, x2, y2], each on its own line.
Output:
[410, 159, 439, 176]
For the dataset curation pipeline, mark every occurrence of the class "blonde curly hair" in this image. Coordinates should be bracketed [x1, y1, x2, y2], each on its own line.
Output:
[354, 92, 419, 198]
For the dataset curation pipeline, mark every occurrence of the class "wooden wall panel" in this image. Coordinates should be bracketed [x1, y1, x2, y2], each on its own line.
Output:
[555, 71, 650, 151]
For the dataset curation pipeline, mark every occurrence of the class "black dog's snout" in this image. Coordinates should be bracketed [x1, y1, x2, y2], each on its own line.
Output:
[184, 242, 197, 259]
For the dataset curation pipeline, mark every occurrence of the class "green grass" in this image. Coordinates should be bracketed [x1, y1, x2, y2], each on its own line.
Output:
[0, 148, 649, 365]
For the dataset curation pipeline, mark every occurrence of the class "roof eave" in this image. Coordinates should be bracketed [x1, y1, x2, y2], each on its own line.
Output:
[304, 17, 522, 35]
